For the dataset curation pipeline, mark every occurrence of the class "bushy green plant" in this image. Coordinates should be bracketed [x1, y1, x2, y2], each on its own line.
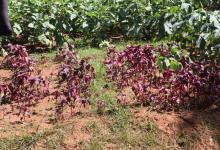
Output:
[4, 0, 219, 62]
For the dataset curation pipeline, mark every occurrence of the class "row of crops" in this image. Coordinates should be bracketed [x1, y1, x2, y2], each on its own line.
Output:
[5, 1, 219, 50]
[0, 0, 219, 119]
[0, 43, 219, 119]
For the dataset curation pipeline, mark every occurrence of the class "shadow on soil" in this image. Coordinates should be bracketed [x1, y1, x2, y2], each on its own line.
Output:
[177, 105, 220, 149]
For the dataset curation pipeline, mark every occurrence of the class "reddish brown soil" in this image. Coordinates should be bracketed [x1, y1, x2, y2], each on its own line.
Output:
[132, 108, 220, 150]
[0, 60, 95, 148]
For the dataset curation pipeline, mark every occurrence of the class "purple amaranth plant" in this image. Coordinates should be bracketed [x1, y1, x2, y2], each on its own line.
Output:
[53, 47, 95, 118]
[105, 44, 157, 89]
[1, 44, 35, 70]
[0, 83, 9, 103]
[0, 44, 49, 119]
[105, 44, 220, 109]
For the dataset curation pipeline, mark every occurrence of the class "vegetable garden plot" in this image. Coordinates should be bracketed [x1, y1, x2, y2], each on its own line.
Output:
[0, 44, 95, 120]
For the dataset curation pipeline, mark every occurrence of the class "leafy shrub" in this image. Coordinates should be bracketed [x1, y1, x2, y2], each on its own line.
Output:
[6, 1, 219, 51]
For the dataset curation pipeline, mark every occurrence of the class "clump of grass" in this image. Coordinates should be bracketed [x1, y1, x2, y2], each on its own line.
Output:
[83, 121, 100, 134]
[82, 106, 168, 149]
[0, 126, 67, 150]
[177, 132, 197, 149]
[0, 132, 45, 150]
[43, 129, 66, 150]
[84, 139, 104, 150]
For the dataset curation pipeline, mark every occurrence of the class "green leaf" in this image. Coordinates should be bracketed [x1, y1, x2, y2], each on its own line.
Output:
[42, 21, 55, 30]
[210, 14, 220, 29]
[13, 23, 22, 35]
[164, 58, 170, 68]
[28, 23, 35, 28]
[38, 34, 52, 46]
[82, 22, 88, 28]
[70, 14, 77, 20]
[181, 3, 191, 13]
[164, 22, 173, 35]
[170, 59, 182, 70]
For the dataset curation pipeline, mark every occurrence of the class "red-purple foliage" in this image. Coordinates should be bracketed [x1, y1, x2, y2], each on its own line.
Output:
[1, 44, 35, 70]
[105, 44, 220, 109]
[53, 48, 95, 118]
[154, 60, 220, 109]
[0, 45, 49, 119]
[105, 45, 157, 88]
